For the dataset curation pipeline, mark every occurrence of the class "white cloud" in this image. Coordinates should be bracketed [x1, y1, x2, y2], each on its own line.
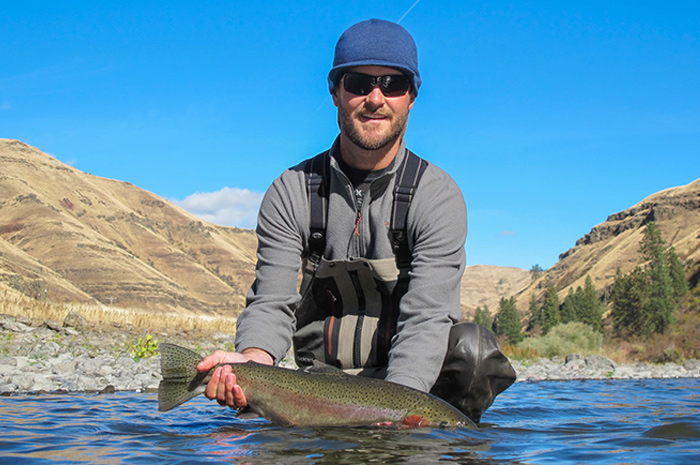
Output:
[173, 187, 264, 229]
[0, 102, 11, 110]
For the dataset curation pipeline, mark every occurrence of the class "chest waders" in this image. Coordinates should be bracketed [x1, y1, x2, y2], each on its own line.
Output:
[293, 149, 427, 373]
[292, 149, 517, 423]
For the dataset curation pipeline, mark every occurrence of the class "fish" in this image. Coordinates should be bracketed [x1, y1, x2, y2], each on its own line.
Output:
[158, 343, 476, 429]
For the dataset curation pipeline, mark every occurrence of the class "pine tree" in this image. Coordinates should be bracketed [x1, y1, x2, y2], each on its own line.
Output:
[473, 305, 492, 328]
[667, 247, 689, 301]
[492, 297, 523, 344]
[527, 293, 543, 331]
[612, 266, 651, 337]
[530, 264, 544, 281]
[542, 285, 560, 334]
[579, 275, 603, 332]
[640, 222, 674, 334]
[561, 287, 580, 324]
[612, 222, 687, 338]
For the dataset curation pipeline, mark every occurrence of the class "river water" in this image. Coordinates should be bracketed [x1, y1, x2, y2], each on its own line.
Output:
[1, 378, 699, 464]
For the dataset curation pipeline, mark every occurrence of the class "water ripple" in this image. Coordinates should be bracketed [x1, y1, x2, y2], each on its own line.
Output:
[1, 378, 699, 464]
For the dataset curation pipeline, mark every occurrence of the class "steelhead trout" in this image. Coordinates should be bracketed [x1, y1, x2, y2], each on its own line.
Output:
[158, 343, 475, 429]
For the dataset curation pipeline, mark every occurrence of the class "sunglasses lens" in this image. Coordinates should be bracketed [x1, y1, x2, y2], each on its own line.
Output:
[381, 75, 411, 96]
[343, 73, 410, 97]
[343, 73, 374, 95]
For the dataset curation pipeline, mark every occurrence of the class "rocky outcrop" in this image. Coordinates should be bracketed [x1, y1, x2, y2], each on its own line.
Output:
[518, 178, 700, 308]
[570, 185, 700, 250]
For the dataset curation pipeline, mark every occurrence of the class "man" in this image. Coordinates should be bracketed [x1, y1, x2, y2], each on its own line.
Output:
[198, 18, 515, 423]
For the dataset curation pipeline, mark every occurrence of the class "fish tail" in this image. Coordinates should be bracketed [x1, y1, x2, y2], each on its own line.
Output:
[158, 343, 211, 412]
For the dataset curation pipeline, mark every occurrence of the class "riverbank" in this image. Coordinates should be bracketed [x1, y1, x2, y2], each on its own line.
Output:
[1, 313, 699, 394]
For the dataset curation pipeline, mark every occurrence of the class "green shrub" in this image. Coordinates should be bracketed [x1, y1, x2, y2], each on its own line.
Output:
[518, 322, 602, 358]
[131, 334, 159, 361]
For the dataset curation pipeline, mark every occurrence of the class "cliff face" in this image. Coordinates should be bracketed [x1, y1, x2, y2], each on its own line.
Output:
[519, 178, 700, 307]
[569, 181, 700, 251]
[0, 139, 257, 315]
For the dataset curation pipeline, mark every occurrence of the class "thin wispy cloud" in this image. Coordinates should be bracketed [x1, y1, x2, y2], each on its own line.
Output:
[0, 103, 11, 110]
[173, 187, 264, 230]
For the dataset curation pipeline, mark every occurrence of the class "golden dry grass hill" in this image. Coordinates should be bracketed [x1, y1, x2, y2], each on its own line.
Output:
[0, 139, 533, 323]
[4, 138, 697, 325]
[0, 139, 257, 317]
[518, 178, 700, 308]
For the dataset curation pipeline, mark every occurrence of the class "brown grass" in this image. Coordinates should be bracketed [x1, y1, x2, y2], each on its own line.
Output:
[0, 287, 237, 335]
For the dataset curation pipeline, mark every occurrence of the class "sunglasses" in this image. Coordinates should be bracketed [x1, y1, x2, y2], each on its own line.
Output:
[342, 72, 412, 97]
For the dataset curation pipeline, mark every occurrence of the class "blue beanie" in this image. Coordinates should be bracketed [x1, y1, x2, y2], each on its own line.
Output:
[328, 19, 421, 94]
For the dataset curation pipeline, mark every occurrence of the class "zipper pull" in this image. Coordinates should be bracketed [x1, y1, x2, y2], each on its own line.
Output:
[354, 212, 362, 237]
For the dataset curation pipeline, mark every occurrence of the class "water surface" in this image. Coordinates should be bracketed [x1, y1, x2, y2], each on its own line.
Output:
[1, 378, 699, 464]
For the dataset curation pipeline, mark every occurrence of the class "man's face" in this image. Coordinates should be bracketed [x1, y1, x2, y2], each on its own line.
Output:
[332, 65, 415, 152]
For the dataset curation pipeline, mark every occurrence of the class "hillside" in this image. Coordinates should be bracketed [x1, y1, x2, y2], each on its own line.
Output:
[6, 139, 697, 324]
[1, 139, 527, 319]
[0, 139, 257, 315]
[460, 265, 531, 317]
[518, 178, 700, 308]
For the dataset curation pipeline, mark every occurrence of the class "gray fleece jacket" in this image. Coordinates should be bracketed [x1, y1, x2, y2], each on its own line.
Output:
[235, 138, 467, 392]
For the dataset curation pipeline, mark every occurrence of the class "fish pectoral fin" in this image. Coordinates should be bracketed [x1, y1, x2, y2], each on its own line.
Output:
[235, 406, 262, 420]
[371, 421, 396, 427]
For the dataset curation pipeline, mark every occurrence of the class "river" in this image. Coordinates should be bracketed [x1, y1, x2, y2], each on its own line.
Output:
[1, 378, 699, 464]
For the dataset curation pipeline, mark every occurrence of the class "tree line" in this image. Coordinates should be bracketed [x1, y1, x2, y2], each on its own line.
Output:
[474, 222, 688, 345]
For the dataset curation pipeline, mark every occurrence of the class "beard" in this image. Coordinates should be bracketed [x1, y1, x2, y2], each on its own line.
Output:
[337, 104, 409, 151]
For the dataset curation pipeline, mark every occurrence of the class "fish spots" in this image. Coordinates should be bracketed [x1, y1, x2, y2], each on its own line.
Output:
[160, 343, 474, 427]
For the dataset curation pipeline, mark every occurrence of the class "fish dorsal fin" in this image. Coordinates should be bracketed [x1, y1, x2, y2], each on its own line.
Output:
[300, 360, 348, 376]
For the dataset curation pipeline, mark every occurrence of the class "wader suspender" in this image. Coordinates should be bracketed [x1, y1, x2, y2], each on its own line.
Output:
[306, 153, 329, 266]
[305, 149, 428, 267]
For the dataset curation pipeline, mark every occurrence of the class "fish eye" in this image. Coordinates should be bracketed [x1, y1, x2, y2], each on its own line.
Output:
[439, 421, 450, 428]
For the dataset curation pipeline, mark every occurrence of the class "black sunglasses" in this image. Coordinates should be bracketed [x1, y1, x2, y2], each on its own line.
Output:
[342, 72, 412, 97]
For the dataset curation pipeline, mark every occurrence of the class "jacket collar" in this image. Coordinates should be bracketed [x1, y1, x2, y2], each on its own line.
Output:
[327, 135, 407, 179]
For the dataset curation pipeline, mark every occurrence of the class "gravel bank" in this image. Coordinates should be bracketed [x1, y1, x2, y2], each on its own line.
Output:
[2, 314, 699, 394]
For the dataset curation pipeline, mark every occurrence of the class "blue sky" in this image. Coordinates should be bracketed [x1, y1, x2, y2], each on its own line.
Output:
[2, 1, 699, 269]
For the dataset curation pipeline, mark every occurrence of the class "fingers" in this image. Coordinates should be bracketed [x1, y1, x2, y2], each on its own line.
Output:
[197, 350, 227, 372]
[204, 366, 223, 400]
[204, 364, 247, 409]
[225, 373, 248, 409]
[199, 350, 252, 409]
[216, 364, 232, 405]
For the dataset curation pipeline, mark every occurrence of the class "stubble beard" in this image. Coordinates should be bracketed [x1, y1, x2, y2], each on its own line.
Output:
[338, 105, 408, 151]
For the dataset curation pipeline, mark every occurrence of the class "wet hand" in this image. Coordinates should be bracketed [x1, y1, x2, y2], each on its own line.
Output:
[197, 351, 248, 409]
[198, 349, 273, 410]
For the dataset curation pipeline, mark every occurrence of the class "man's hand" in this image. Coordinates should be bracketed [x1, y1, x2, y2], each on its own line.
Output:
[197, 348, 274, 409]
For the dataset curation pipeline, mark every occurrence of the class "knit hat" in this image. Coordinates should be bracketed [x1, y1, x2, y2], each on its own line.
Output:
[328, 19, 421, 94]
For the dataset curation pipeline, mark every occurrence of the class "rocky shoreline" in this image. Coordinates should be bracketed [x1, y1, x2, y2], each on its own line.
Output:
[1, 313, 699, 395]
